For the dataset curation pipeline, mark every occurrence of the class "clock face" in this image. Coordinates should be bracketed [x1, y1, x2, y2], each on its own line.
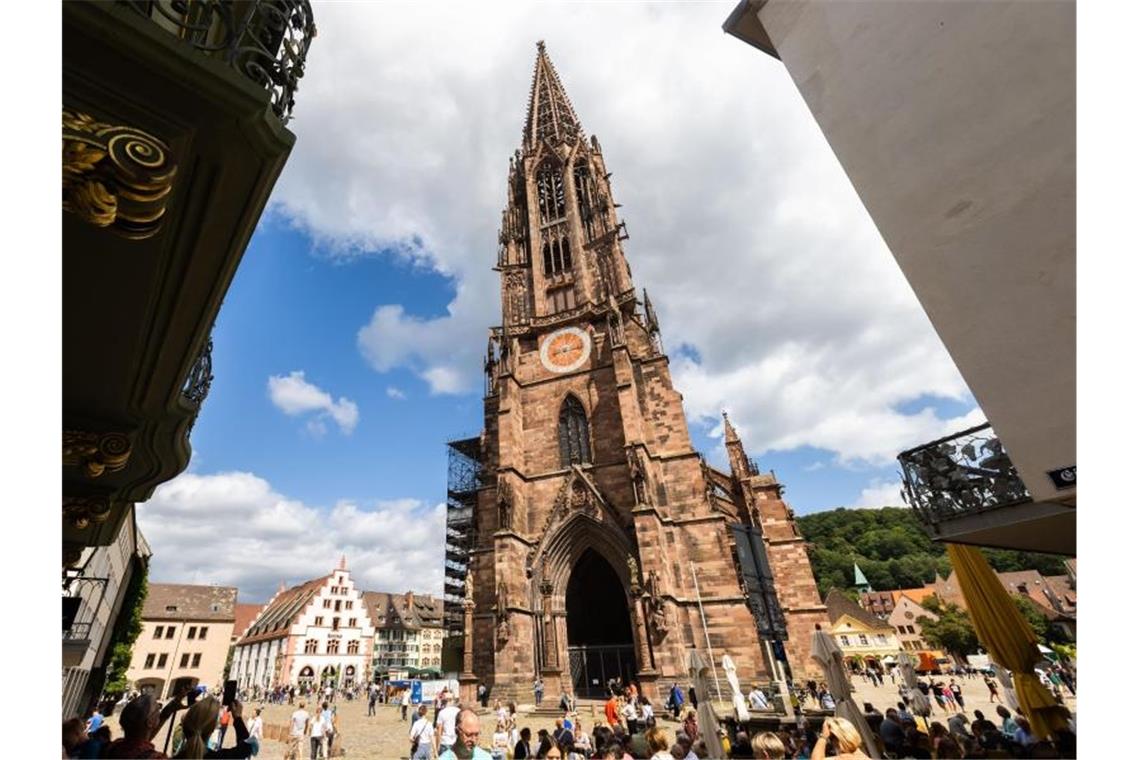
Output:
[540, 327, 590, 373]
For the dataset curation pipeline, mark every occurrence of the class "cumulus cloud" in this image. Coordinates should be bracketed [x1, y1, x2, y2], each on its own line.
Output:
[855, 479, 907, 509]
[137, 471, 445, 602]
[267, 371, 359, 435]
[269, 4, 978, 465]
[386, 386, 407, 400]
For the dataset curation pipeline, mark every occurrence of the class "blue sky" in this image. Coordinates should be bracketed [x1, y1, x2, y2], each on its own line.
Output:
[190, 211, 973, 517]
[136, 3, 983, 601]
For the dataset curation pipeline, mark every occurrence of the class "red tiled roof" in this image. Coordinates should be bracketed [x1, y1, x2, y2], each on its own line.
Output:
[143, 584, 237, 621]
[237, 575, 329, 645]
[232, 603, 263, 641]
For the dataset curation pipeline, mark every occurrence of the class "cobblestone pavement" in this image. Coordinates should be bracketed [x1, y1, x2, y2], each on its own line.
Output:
[238, 674, 1075, 759]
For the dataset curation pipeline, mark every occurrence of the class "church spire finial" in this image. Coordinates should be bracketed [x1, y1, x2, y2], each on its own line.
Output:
[523, 42, 583, 149]
[722, 410, 740, 444]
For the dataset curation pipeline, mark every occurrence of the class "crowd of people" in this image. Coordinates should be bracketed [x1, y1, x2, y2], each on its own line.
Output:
[65, 667, 1077, 760]
[63, 684, 265, 760]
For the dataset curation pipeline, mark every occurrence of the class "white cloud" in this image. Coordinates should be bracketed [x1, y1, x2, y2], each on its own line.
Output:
[269, 4, 980, 464]
[267, 371, 359, 435]
[855, 479, 907, 509]
[137, 471, 445, 602]
[386, 386, 407, 400]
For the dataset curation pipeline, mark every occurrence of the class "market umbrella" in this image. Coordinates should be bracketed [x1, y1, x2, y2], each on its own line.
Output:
[994, 664, 1019, 712]
[687, 649, 725, 759]
[897, 652, 931, 722]
[946, 544, 1069, 739]
[810, 627, 882, 758]
[721, 654, 750, 721]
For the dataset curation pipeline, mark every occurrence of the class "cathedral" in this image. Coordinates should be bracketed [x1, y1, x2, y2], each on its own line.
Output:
[451, 42, 827, 702]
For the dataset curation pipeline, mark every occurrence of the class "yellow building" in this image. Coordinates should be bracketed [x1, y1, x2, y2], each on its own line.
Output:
[824, 590, 901, 672]
[126, 584, 237, 698]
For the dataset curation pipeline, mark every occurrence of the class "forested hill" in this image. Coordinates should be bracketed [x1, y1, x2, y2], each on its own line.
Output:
[796, 507, 1069, 597]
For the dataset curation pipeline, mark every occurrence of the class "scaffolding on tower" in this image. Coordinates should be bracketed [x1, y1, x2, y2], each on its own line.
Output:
[444, 436, 483, 641]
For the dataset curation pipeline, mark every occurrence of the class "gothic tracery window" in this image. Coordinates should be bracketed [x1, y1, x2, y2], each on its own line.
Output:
[537, 163, 567, 224]
[542, 237, 572, 277]
[574, 162, 599, 240]
[558, 395, 591, 467]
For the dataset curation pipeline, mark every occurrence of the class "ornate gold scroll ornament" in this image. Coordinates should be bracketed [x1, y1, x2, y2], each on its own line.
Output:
[62, 109, 177, 239]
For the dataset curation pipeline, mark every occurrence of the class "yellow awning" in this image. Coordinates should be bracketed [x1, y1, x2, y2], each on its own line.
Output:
[946, 544, 1070, 739]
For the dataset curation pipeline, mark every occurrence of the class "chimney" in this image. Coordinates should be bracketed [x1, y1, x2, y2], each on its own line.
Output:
[405, 591, 414, 611]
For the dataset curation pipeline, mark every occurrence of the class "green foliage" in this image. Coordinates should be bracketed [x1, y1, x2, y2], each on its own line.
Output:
[1011, 595, 1049, 643]
[914, 600, 979, 658]
[103, 559, 149, 696]
[920, 595, 942, 614]
[798, 507, 1068, 597]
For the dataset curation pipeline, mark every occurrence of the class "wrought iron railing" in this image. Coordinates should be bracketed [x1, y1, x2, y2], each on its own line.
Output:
[63, 621, 94, 641]
[182, 334, 214, 429]
[123, 0, 317, 123]
[898, 422, 1032, 527]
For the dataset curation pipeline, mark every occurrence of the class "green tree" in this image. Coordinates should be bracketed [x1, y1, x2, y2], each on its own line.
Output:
[1011, 595, 1049, 643]
[103, 560, 149, 696]
[915, 601, 979, 658]
[797, 507, 1072, 598]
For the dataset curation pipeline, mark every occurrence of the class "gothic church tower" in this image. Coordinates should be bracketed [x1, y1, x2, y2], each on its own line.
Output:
[462, 43, 826, 701]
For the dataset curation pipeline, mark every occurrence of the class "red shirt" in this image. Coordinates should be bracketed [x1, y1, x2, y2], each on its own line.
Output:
[604, 698, 619, 726]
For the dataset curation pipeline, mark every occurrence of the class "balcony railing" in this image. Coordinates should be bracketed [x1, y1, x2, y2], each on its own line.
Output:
[182, 334, 214, 430]
[898, 422, 1032, 527]
[123, 0, 317, 124]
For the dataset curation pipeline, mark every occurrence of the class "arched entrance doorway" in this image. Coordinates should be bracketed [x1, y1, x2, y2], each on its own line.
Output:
[565, 547, 635, 698]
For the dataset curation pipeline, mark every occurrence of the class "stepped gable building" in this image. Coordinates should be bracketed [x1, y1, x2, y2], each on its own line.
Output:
[126, 583, 237, 698]
[231, 558, 374, 692]
[364, 591, 446, 675]
[450, 42, 826, 702]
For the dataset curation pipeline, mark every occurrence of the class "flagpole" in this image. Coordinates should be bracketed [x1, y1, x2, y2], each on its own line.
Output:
[690, 562, 723, 702]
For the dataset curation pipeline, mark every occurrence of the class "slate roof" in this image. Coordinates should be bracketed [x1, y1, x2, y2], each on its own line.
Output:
[142, 584, 237, 621]
[825, 588, 894, 632]
[362, 591, 445, 631]
[237, 575, 329, 645]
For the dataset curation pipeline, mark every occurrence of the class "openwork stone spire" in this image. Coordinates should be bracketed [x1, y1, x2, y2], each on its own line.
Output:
[523, 40, 583, 149]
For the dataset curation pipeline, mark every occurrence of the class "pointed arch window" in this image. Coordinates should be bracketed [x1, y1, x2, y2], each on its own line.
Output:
[574, 162, 599, 240]
[537, 164, 567, 224]
[542, 237, 572, 277]
[558, 396, 592, 467]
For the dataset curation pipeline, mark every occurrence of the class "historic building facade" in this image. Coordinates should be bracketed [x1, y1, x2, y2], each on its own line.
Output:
[824, 590, 903, 673]
[231, 559, 374, 692]
[364, 591, 446, 676]
[455, 43, 826, 702]
[126, 583, 237, 698]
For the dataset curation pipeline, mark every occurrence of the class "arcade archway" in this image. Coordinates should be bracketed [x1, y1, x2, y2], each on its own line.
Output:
[565, 547, 635, 698]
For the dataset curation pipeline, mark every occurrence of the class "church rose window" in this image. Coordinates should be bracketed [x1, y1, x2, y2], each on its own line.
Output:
[558, 395, 591, 466]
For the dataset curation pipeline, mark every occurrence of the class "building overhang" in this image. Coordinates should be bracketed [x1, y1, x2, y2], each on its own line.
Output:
[924, 500, 1074, 556]
[62, 1, 305, 551]
[722, 0, 779, 57]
